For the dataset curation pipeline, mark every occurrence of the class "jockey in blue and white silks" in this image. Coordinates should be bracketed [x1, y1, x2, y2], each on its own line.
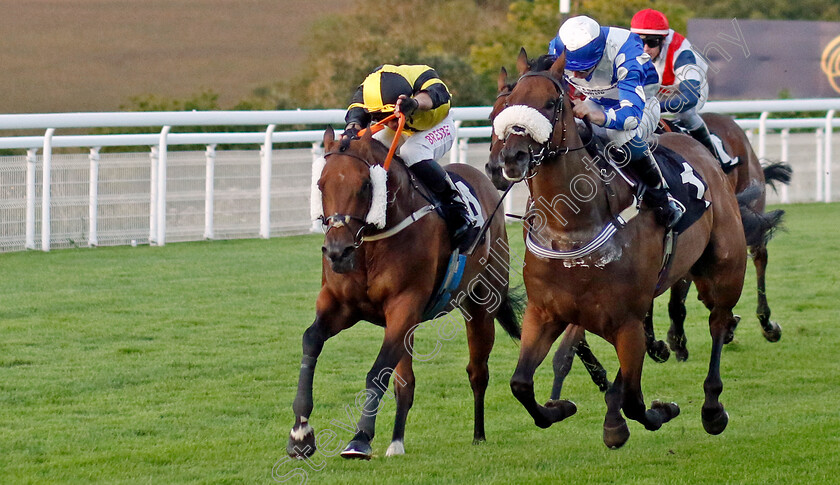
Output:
[549, 15, 683, 228]
[631, 8, 735, 169]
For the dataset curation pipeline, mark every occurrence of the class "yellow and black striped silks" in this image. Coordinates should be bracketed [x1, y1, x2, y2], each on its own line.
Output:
[346, 64, 451, 133]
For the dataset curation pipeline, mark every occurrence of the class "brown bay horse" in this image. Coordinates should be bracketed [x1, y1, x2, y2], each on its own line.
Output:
[488, 54, 789, 399]
[287, 127, 521, 460]
[494, 52, 748, 448]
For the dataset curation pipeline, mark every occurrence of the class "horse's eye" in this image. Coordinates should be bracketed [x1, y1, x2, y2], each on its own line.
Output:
[544, 99, 557, 111]
[358, 180, 372, 197]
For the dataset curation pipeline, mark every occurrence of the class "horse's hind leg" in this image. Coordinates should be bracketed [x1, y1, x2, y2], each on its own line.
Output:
[605, 323, 680, 449]
[693, 275, 742, 435]
[288, 302, 356, 459]
[752, 243, 782, 342]
[666, 278, 691, 361]
[550, 326, 609, 401]
[465, 311, 495, 443]
[387, 353, 415, 456]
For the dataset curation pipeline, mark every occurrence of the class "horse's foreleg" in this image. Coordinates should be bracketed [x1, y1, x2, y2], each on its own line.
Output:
[465, 312, 495, 444]
[386, 353, 415, 457]
[643, 302, 671, 363]
[667, 278, 691, 361]
[606, 323, 680, 449]
[752, 244, 781, 342]
[341, 299, 420, 460]
[510, 307, 576, 429]
[288, 305, 354, 459]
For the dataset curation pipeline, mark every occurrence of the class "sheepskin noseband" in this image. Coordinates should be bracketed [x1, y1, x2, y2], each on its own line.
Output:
[493, 105, 553, 144]
[310, 156, 388, 229]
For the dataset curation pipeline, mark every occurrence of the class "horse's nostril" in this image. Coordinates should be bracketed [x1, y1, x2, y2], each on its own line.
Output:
[341, 246, 355, 259]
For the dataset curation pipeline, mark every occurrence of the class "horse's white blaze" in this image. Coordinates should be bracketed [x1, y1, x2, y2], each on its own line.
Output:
[385, 440, 405, 457]
[289, 422, 313, 441]
[493, 105, 552, 144]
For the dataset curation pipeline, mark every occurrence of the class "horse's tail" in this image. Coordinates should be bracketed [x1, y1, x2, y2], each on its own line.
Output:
[736, 184, 785, 247]
[762, 160, 793, 192]
[496, 284, 525, 340]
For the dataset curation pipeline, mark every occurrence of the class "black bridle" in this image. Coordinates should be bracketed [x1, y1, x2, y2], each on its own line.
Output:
[499, 71, 591, 178]
[319, 150, 376, 248]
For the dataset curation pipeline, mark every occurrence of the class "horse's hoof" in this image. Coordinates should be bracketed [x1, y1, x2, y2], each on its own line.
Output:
[472, 437, 486, 445]
[341, 439, 373, 460]
[385, 440, 405, 457]
[667, 331, 689, 362]
[648, 340, 671, 363]
[701, 408, 730, 435]
[652, 400, 681, 423]
[287, 424, 316, 459]
[543, 399, 577, 424]
[603, 421, 630, 449]
[761, 320, 782, 342]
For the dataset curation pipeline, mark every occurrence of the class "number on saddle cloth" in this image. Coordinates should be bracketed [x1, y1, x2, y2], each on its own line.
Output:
[651, 145, 710, 234]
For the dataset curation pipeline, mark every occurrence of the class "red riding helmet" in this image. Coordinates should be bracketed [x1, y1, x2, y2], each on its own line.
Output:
[630, 9, 670, 36]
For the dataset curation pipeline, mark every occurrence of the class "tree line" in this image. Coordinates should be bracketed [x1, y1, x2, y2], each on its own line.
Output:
[122, 0, 840, 112]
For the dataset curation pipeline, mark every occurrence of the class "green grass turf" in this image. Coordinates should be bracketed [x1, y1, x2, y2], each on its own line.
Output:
[1, 203, 838, 484]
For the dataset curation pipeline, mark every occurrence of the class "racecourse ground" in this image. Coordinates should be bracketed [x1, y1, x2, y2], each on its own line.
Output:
[1, 203, 838, 484]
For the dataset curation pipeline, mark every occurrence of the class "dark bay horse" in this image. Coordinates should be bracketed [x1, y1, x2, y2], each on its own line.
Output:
[288, 127, 521, 460]
[495, 53, 747, 448]
[657, 113, 790, 360]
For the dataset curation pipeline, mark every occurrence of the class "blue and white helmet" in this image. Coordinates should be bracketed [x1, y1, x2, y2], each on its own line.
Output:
[554, 15, 606, 72]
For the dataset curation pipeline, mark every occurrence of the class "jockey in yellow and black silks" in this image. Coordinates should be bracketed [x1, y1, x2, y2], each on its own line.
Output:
[343, 64, 477, 252]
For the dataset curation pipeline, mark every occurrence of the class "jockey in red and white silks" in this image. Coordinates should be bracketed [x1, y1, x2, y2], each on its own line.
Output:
[631, 8, 735, 168]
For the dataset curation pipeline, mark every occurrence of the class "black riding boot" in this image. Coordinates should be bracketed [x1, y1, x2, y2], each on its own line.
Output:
[409, 159, 476, 251]
[688, 124, 736, 170]
[630, 151, 684, 229]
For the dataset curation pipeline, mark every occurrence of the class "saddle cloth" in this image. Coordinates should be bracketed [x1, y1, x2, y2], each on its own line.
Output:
[649, 144, 711, 234]
[581, 124, 710, 234]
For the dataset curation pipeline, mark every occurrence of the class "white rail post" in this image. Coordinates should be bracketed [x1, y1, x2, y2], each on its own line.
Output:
[504, 193, 515, 223]
[310, 142, 325, 234]
[260, 124, 276, 239]
[825, 110, 834, 203]
[450, 121, 462, 164]
[156, 126, 170, 246]
[25, 148, 37, 249]
[149, 146, 159, 244]
[816, 128, 824, 202]
[204, 144, 216, 240]
[41, 128, 55, 252]
[780, 129, 790, 204]
[88, 147, 100, 247]
[458, 138, 468, 164]
[757, 111, 769, 160]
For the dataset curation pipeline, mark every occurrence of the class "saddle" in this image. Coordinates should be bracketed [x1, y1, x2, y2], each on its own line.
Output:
[579, 122, 710, 235]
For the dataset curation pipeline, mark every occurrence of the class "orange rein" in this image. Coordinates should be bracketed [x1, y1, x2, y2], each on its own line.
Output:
[356, 112, 406, 171]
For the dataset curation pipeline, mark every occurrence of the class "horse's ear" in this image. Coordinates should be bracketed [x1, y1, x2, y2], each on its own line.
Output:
[549, 51, 566, 80]
[497, 66, 508, 93]
[323, 126, 335, 147]
[516, 47, 529, 75]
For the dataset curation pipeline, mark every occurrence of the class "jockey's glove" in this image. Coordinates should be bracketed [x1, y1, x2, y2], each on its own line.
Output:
[398, 96, 419, 117]
[343, 122, 361, 139]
